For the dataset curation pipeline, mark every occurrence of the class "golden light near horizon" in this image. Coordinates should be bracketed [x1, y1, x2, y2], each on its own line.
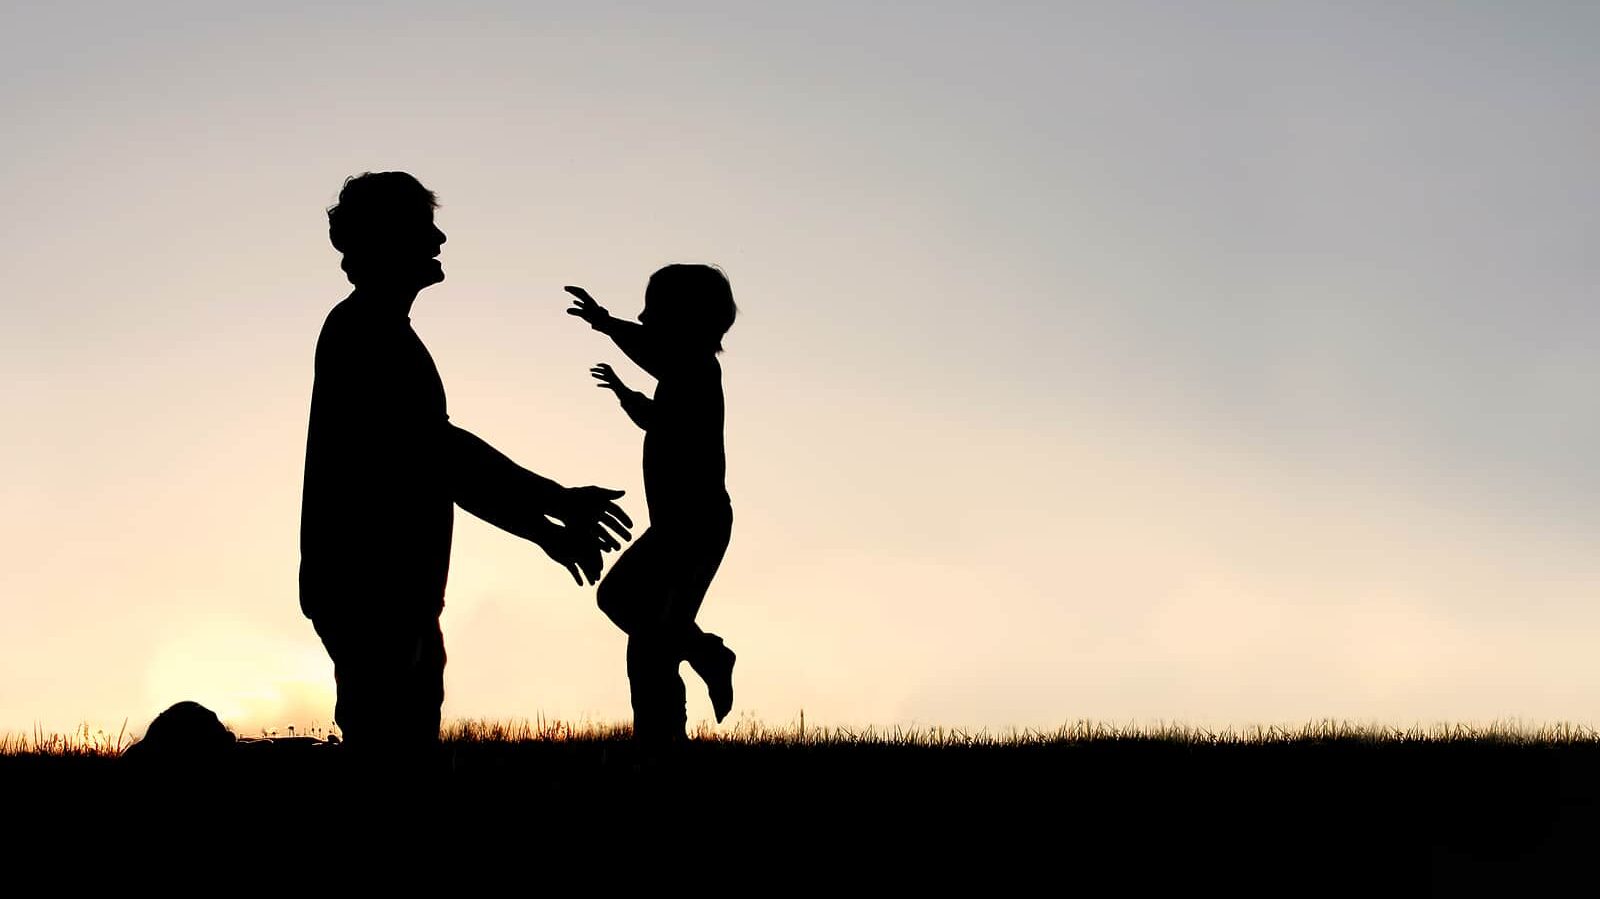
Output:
[4, 2, 1600, 738]
[142, 621, 335, 735]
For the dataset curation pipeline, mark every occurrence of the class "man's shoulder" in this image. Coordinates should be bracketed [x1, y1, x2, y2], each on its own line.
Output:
[318, 294, 364, 335]
[316, 295, 394, 349]
[313, 297, 383, 374]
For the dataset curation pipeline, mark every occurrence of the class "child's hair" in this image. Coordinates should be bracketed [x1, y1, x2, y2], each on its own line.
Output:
[645, 264, 738, 352]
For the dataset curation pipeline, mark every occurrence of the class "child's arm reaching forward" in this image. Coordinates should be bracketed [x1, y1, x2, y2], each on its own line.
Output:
[565, 285, 669, 377]
[591, 363, 654, 430]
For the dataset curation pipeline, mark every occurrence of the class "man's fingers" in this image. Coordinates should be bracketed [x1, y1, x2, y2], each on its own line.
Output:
[591, 518, 623, 550]
[561, 545, 600, 586]
[602, 501, 633, 529]
[564, 286, 594, 302]
[576, 511, 629, 547]
[599, 513, 632, 543]
[571, 487, 631, 523]
[579, 550, 603, 584]
[554, 487, 633, 542]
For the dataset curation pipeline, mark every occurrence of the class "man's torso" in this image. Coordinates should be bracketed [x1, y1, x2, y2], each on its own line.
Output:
[299, 296, 454, 620]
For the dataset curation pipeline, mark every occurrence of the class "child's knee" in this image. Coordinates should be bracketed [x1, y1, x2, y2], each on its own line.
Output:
[595, 576, 618, 616]
[596, 577, 639, 633]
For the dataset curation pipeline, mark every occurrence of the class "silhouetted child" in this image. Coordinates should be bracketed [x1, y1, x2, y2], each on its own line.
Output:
[565, 265, 738, 748]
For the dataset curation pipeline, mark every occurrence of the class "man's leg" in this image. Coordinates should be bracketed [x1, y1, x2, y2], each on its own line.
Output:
[313, 613, 445, 757]
[400, 617, 446, 749]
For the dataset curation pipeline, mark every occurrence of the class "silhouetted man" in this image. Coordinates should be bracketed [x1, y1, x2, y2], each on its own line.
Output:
[300, 171, 631, 756]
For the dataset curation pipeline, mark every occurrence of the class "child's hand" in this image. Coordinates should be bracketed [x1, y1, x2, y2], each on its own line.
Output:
[564, 286, 611, 329]
[590, 362, 627, 394]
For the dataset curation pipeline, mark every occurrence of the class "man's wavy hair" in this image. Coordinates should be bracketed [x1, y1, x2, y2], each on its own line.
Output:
[326, 172, 439, 284]
[646, 264, 738, 353]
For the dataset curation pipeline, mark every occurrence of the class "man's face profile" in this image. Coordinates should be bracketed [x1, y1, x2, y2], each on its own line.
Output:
[381, 205, 447, 290]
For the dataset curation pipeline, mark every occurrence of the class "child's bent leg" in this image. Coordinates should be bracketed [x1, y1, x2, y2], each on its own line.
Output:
[596, 529, 662, 635]
[685, 630, 736, 724]
[667, 519, 736, 723]
[660, 526, 731, 666]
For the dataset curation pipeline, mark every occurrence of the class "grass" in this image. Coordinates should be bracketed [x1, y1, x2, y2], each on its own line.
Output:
[4, 716, 1597, 885]
[8, 715, 1600, 755]
[0, 721, 133, 757]
[455, 714, 1600, 748]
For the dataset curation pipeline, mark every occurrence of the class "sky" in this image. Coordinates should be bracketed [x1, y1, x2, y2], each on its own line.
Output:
[3, 1, 1598, 738]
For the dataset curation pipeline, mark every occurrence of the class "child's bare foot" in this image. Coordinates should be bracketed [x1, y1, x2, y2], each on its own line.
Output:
[689, 636, 736, 723]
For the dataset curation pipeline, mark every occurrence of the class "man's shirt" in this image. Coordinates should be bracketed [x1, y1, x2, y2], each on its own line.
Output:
[300, 295, 454, 620]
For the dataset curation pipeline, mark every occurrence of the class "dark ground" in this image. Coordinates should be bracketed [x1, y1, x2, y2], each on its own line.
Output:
[2, 732, 1594, 890]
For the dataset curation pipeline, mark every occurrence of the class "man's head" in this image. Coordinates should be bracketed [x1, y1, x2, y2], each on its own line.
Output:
[640, 264, 737, 353]
[327, 172, 446, 291]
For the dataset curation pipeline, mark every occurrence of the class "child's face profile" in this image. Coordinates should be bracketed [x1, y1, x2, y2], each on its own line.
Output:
[639, 295, 686, 332]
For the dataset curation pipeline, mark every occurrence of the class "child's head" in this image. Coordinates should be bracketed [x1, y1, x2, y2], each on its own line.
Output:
[640, 264, 737, 352]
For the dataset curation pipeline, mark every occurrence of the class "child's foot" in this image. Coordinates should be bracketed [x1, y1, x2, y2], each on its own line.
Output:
[689, 637, 737, 724]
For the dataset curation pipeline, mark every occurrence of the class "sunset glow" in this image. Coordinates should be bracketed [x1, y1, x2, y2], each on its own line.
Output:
[5, 2, 1598, 738]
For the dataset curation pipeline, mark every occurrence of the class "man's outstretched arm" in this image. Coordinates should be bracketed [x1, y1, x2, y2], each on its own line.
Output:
[448, 424, 563, 512]
[445, 424, 633, 579]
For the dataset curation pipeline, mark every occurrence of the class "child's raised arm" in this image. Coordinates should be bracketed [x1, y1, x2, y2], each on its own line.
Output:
[564, 286, 669, 377]
[591, 363, 654, 430]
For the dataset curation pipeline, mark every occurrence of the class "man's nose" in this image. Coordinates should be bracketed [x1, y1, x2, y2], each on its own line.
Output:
[434, 227, 447, 246]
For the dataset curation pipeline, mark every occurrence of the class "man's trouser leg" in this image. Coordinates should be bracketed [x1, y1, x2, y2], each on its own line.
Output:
[314, 613, 446, 756]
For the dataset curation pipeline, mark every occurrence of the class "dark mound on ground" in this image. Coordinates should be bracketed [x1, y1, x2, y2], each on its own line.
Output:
[121, 701, 236, 766]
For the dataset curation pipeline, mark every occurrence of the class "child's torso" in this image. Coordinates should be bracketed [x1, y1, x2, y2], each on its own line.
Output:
[643, 357, 729, 524]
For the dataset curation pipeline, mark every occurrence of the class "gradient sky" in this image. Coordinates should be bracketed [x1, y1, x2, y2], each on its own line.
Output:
[3, 1, 1598, 737]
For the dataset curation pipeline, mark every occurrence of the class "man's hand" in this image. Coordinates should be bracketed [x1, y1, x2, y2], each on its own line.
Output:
[537, 521, 605, 586]
[564, 286, 612, 330]
[549, 485, 633, 552]
[591, 362, 627, 395]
